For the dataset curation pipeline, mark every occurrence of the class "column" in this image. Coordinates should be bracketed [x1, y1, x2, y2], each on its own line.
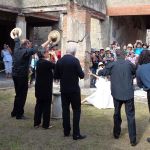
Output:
[16, 15, 26, 39]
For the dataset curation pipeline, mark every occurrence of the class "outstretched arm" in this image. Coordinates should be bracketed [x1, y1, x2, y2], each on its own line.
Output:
[41, 39, 52, 48]
[88, 70, 99, 79]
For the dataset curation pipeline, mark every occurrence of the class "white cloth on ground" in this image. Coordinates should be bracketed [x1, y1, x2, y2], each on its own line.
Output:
[84, 77, 114, 109]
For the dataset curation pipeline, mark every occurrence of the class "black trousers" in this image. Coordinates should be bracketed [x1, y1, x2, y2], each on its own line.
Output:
[11, 76, 28, 118]
[61, 92, 81, 136]
[147, 90, 150, 113]
[113, 98, 136, 143]
[34, 96, 52, 128]
[30, 68, 35, 84]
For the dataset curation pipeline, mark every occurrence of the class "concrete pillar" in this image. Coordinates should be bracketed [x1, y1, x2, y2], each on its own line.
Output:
[83, 11, 91, 88]
[63, 4, 91, 88]
[59, 13, 65, 56]
[16, 15, 26, 39]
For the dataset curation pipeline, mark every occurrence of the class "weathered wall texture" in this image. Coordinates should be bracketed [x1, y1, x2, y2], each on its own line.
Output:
[110, 16, 146, 46]
[107, 0, 150, 16]
[61, 4, 91, 87]
[90, 17, 110, 49]
[21, 0, 69, 8]
[90, 18, 101, 49]
[0, 0, 20, 8]
[33, 27, 52, 44]
[107, 0, 150, 7]
[75, 0, 106, 14]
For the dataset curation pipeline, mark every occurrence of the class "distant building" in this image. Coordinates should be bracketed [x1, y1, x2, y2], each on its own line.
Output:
[0, 0, 150, 87]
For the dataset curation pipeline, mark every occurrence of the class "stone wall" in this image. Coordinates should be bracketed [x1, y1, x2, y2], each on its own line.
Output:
[33, 27, 52, 45]
[0, 0, 20, 8]
[74, 0, 106, 14]
[90, 16, 110, 50]
[21, 0, 69, 8]
[110, 16, 146, 46]
[61, 3, 91, 87]
[90, 18, 101, 49]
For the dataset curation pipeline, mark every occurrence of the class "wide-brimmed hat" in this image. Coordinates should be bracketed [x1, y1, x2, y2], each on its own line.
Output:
[100, 48, 104, 50]
[10, 27, 22, 39]
[127, 43, 133, 48]
[48, 30, 60, 46]
[105, 47, 111, 51]
[98, 62, 104, 66]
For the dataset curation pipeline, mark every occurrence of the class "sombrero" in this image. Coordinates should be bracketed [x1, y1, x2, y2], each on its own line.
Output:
[10, 27, 22, 39]
[48, 30, 60, 46]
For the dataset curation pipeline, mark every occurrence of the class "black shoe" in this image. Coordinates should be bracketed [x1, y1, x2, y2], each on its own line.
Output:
[42, 125, 53, 129]
[11, 112, 16, 118]
[73, 134, 86, 140]
[147, 137, 150, 143]
[11, 114, 16, 118]
[64, 133, 70, 137]
[113, 134, 119, 139]
[130, 141, 137, 146]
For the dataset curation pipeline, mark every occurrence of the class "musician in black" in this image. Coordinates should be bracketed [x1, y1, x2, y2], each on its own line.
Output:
[54, 43, 86, 140]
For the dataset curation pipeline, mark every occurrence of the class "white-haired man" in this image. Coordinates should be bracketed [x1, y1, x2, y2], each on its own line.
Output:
[54, 43, 86, 140]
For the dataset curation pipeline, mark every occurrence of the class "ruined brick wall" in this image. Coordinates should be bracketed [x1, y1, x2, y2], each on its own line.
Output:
[60, 3, 91, 87]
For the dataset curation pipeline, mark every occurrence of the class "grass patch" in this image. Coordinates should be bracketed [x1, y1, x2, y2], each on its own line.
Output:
[0, 88, 150, 150]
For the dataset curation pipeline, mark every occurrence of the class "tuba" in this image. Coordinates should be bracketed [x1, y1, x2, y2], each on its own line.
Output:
[10, 27, 22, 39]
[48, 30, 60, 46]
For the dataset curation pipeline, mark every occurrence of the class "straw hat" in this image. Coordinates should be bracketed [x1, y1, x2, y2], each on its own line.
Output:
[105, 47, 111, 51]
[98, 62, 104, 66]
[10, 27, 22, 39]
[48, 30, 60, 45]
[127, 43, 133, 48]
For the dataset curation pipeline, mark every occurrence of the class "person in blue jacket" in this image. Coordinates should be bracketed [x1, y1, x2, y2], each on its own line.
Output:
[136, 49, 150, 143]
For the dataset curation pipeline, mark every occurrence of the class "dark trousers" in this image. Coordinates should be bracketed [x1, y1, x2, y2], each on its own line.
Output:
[11, 76, 28, 118]
[30, 68, 35, 84]
[34, 97, 52, 128]
[113, 98, 136, 143]
[61, 92, 81, 136]
[90, 68, 97, 88]
[147, 90, 150, 113]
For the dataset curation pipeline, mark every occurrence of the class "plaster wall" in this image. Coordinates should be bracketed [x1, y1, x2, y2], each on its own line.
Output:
[0, 0, 20, 8]
[107, 0, 150, 7]
[110, 16, 146, 46]
[21, 0, 69, 8]
[74, 0, 106, 14]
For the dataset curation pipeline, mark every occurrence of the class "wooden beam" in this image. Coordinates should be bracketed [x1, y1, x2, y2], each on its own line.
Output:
[22, 5, 67, 14]
[0, 5, 20, 13]
[25, 13, 59, 21]
[107, 5, 150, 16]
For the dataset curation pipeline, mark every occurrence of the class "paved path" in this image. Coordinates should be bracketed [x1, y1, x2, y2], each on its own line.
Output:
[0, 72, 147, 103]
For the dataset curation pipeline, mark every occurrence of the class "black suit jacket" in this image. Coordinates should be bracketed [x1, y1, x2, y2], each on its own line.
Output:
[35, 59, 55, 99]
[54, 54, 84, 93]
[98, 58, 136, 100]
